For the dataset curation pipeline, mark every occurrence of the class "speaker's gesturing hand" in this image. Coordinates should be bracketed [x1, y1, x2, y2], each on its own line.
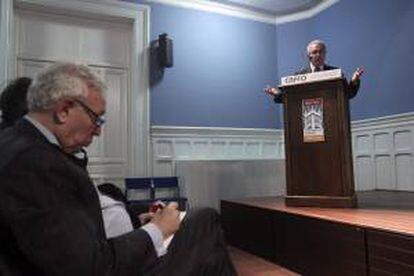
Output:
[263, 85, 280, 96]
[351, 67, 364, 83]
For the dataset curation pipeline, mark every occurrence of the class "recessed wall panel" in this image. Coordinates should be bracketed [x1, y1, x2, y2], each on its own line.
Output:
[394, 130, 411, 151]
[355, 157, 375, 190]
[356, 135, 372, 155]
[375, 155, 394, 190]
[374, 133, 390, 153]
[395, 154, 413, 191]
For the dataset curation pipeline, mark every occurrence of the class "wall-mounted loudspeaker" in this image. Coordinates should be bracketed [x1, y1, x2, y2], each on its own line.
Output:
[159, 33, 173, 68]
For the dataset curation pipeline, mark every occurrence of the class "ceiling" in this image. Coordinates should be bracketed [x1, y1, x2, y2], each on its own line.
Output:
[208, 0, 324, 16]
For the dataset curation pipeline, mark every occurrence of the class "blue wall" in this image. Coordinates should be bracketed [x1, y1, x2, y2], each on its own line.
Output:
[277, 0, 414, 120]
[130, 0, 414, 128]
[136, 2, 280, 128]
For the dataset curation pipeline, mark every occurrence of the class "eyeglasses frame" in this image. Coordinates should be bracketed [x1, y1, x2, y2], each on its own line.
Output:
[72, 98, 105, 127]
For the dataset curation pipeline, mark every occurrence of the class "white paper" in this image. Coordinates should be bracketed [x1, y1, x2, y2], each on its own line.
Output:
[163, 211, 186, 248]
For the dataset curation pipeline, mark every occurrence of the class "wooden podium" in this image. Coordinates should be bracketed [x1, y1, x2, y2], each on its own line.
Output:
[278, 69, 357, 208]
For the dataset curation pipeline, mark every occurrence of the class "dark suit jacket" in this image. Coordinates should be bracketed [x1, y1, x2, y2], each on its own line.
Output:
[0, 119, 157, 276]
[274, 64, 360, 103]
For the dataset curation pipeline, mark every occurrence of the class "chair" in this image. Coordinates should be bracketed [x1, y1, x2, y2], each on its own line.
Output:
[152, 177, 188, 210]
[124, 177, 188, 211]
[124, 177, 154, 206]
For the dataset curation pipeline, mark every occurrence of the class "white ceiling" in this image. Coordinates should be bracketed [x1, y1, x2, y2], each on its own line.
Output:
[209, 0, 324, 16]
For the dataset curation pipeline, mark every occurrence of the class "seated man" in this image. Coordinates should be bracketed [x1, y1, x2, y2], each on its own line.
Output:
[0, 63, 236, 276]
[0, 77, 136, 240]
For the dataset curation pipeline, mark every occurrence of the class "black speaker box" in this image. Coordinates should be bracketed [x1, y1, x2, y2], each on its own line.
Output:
[159, 33, 173, 68]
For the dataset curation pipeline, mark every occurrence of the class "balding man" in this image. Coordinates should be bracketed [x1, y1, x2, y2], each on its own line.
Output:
[265, 39, 364, 103]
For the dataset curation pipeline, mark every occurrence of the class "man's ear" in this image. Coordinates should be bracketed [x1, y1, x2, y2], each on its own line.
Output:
[53, 99, 73, 125]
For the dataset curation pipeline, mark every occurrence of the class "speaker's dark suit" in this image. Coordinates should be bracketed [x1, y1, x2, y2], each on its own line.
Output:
[0, 119, 157, 276]
[274, 64, 360, 103]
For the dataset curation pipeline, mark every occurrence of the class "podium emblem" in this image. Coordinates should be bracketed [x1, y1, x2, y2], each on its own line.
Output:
[302, 98, 325, 142]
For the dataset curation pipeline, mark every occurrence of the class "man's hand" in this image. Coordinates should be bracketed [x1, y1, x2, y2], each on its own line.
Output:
[138, 212, 154, 225]
[351, 67, 364, 83]
[151, 202, 181, 239]
[263, 85, 280, 96]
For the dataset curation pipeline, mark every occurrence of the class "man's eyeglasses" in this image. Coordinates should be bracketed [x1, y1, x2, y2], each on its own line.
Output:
[72, 98, 105, 127]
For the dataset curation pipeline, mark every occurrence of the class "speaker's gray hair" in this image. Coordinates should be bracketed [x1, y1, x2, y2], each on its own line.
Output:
[306, 39, 327, 55]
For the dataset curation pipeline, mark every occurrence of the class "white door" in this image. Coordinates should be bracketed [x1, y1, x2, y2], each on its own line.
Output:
[13, 4, 139, 185]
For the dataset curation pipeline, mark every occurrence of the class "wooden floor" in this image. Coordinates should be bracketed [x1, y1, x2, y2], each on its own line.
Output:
[229, 246, 299, 276]
[226, 190, 414, 236]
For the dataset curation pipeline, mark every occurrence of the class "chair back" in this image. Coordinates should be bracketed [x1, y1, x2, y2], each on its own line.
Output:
[152, 177, 187, 209]
[152, 176, 178, 189]
[124, 176, 188, 210]
[124, 177, 154, 202]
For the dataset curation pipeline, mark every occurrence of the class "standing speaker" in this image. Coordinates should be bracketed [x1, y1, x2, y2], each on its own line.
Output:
[159, 33, 173, 68]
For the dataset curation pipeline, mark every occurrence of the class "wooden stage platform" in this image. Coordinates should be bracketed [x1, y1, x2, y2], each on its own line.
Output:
[221, 191, 414, 275]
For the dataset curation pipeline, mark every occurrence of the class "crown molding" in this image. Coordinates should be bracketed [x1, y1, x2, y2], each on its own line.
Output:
[275, 0, 340, 24]
[351, 111, 414, 131]
[147, 0, 276, 24]
[151, 125, 282, 138]
[146, 0, 340, 25]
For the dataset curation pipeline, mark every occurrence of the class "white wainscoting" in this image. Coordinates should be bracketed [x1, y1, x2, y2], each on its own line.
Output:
[151, 112, 414, 209]
[151, 126, 285, 176]
[176, 159, 285, 210]
[151, 126, 285, 209]
[352, 112, 414, 192]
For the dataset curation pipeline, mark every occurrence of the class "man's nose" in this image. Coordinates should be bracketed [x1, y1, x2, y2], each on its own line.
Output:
[93, 125, 102, 136]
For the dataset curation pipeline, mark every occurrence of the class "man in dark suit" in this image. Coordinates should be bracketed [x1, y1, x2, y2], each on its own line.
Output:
[264, 39, 364, 103]
[0, 63, 236, 276]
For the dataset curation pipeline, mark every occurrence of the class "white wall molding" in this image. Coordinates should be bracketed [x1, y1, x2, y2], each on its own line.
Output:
[151, 125, 284, 176]
[147, 0, 340, 25]
[151, 125, 282, 138]
[147, 0, 275, 24]
[151, 126, 286, 208]
[352, 111, 414, 131]
[151, 112, 414, 192]
[275, 0, 340, 25]
[0, 0, 13, 87]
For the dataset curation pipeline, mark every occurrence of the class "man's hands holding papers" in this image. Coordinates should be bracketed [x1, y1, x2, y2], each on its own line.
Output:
[151, 202, 181, 239]
[138, 201, 186, 246]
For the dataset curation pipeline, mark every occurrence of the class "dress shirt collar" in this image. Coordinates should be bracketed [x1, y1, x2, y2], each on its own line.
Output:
[310, 63, 324, 72]
[24, 114, 60, 146]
